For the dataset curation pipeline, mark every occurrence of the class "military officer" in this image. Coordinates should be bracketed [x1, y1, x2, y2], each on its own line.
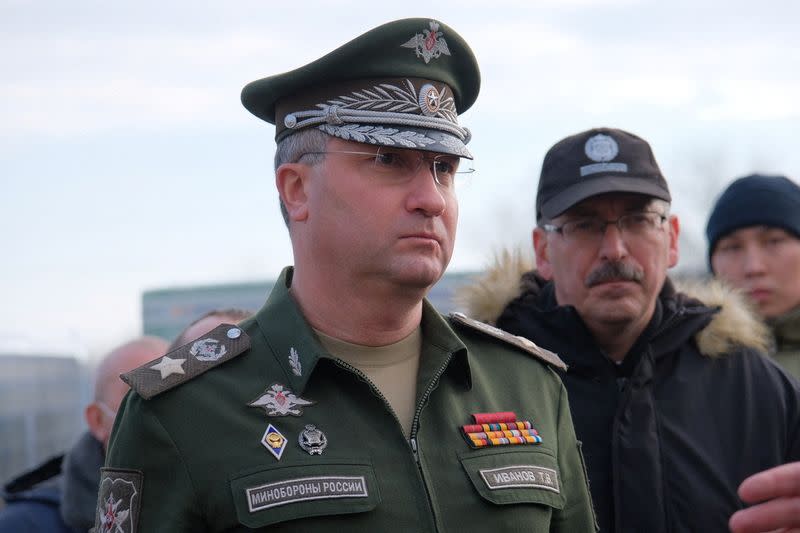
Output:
[94, 18, 596, 532]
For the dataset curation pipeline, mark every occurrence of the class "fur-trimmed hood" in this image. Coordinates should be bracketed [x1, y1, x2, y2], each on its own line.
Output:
[455, 248, 771, 358]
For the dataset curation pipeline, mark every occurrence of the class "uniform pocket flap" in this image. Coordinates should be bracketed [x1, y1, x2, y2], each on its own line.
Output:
[459, 449, 566, 509]
[230, 458, 381, 528]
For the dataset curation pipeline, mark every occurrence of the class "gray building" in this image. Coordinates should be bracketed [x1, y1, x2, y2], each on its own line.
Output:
[0, 354, 88, 484]
[142, 271, 476, 342]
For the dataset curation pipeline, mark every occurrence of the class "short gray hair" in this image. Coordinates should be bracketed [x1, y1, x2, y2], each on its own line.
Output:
[274, 129, 329, 226]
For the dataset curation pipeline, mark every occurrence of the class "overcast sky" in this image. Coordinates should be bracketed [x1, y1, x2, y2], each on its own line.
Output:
[2, 0, 799, 360]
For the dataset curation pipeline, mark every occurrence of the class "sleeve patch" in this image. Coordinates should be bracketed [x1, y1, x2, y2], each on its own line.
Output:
[449, 312, 567, 371]
[94, 468, 143, 533]
[121, 323, 251, 399]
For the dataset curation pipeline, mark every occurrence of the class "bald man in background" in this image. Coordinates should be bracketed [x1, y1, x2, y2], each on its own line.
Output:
[0, 336, 168, 533]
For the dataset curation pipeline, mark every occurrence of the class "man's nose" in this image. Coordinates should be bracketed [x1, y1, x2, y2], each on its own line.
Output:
[597, 222, 628, 261]
[406, 164, 447, 216]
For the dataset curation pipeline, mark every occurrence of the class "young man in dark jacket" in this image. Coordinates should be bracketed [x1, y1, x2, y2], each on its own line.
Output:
[706, 173, 800, 379]
[459, 127, 800, 532]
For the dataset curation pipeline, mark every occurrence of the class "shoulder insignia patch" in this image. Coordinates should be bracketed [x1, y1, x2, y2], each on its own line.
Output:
[121, 324, 251, 399]
[449, 312, 567, 372]
[94, 468, 143, 533]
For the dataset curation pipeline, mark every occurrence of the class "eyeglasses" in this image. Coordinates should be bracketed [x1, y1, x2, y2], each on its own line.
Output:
[297, 147, 475, 188]
[542, 212, 668, 244]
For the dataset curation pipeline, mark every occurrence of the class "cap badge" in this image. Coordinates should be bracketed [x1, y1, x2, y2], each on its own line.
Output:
[248, 383, 315, 417]
[461, 412, 543, 449]
[190, 338, 228, 362]
[149, 355, 186, 380]
[581, 133, 628, 177]
[260, 423, 288, 460]
[299, 424, 328, 455]
[584, 133, 618, 162]
[288, 347, 302, 377]
[418, 84, 441, 116]
[401, 20, 451, 64]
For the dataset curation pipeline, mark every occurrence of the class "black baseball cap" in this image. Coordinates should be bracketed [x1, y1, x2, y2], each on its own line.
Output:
[536, 127, 671, 221]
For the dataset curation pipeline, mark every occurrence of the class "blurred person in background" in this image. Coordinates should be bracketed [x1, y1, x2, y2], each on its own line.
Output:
[166, 308, 253, 352]
[0, 336, 167, 533]
[707, 173, 800, 378]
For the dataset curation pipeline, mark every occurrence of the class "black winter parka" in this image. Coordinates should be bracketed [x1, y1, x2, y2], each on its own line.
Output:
[460, 255, 800, 533]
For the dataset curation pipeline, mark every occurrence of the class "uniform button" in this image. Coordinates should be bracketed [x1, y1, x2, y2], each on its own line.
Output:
[227, 328, 241, 339]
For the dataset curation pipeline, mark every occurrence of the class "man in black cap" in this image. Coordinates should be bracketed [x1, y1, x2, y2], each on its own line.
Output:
[459, 127, 800, 532]
[707, 174, 800, 378]
[95, 19, 596, 532]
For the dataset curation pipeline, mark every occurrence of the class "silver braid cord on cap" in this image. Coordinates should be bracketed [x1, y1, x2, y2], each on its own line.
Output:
[285, 107, 470, 141]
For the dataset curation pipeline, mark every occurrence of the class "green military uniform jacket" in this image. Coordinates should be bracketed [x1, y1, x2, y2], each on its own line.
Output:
[97, 267, 596, 532]
[770, 305, 800, 380]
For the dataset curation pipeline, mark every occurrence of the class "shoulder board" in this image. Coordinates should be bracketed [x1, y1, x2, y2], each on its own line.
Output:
[449, 312, 567, 372]
[121, 324, 251, 400]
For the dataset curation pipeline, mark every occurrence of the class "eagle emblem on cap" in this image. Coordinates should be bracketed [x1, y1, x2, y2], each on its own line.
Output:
[401, 21, 451, 64]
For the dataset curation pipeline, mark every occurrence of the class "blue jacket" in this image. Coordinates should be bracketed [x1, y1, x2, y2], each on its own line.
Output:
[0, 431, 103, 533]
[0, 455, 78, 533]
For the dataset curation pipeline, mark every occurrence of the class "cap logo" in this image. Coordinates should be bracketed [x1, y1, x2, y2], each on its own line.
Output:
[418, 84, 441, 116]
[581, 133, 628, 177]
[401, 21, 452, 64]
[585, 134, 618, 162]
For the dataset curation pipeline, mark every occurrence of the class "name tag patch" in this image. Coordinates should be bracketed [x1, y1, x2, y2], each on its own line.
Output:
[480, 465, 560, 493]
[246, 475, 368, 512]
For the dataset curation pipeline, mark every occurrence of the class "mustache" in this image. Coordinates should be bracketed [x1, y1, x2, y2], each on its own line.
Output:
[585, 261, 644, 288]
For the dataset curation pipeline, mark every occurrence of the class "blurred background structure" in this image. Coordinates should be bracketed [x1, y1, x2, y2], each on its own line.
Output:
[0, 355, 88, 483]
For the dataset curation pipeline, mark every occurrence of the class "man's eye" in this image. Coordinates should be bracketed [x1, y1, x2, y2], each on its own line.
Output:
[433, 160, 455, 176]
[570, 219, 600, 233]
[374, 152, 404, 168]
[626, 214, 651, 227]
[717, 242, 742, 253]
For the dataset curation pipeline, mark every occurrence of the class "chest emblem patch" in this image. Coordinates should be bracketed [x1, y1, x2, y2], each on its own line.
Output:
[248, 383, 315, 417]
[260, 423, 288, 461]
[299, 424, 328, 455]
[462, 411, 543, 448]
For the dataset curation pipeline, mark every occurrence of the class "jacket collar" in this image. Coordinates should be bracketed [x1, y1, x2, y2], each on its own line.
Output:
[457, 247, 771, 358]
[769, 304, 800, 351]
[253, 267, 470, 394]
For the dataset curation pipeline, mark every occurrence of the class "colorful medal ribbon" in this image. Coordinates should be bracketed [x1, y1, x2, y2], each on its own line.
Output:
[462, 411, 542, 448]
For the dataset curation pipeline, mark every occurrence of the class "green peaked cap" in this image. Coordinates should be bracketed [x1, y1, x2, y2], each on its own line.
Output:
[241, 18, 480, 158]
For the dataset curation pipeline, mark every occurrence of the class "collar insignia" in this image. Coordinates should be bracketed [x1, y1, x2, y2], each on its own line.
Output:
[288, 347, 302, 377]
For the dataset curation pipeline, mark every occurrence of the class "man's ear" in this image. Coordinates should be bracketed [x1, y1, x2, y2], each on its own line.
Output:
[276, 163, 310, 222]
[533, 227, 554, 280]
[85, 403, 107, 444]
[667, 214, 680, 268]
